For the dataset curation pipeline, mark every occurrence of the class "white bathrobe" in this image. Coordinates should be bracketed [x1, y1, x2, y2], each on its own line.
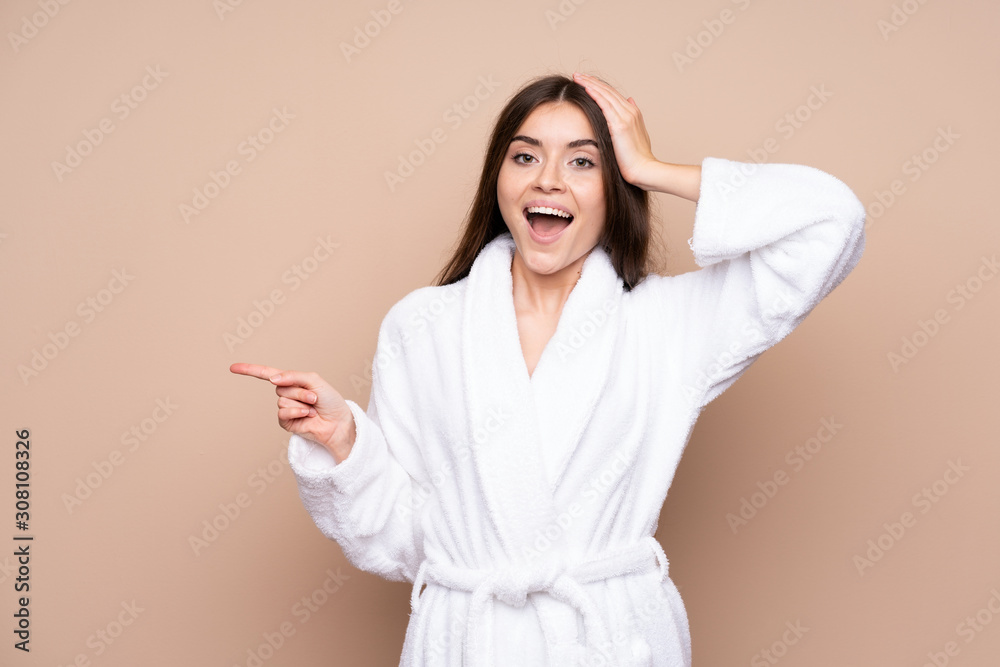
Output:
[286, 156, 866, 666]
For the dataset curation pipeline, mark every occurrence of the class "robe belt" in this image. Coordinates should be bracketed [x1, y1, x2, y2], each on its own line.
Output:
[410, 535, 670, 667]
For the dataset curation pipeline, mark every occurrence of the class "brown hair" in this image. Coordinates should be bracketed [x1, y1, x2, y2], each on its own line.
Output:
[432, 72, 663, 292]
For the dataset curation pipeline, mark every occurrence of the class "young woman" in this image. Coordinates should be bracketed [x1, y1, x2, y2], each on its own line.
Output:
[231, 71, 866, 666]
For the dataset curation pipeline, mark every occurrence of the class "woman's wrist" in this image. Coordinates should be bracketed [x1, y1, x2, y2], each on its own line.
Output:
[323, 417, 357, 464]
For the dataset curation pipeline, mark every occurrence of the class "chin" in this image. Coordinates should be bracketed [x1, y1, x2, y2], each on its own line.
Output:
[514, 237, 571, 274]
[524, 255, 564, 275]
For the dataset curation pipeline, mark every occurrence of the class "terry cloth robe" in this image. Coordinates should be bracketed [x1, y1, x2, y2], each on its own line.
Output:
[286, 156, 866, 667]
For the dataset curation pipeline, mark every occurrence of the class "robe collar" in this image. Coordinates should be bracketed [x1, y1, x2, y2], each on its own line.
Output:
[460, 232, 624, 561]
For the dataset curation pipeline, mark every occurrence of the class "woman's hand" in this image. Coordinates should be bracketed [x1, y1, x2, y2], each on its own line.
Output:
[230, 363, 357, 463]
[573, 72, 660, 190]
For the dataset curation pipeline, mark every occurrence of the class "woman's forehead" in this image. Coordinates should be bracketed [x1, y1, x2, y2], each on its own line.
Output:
[513, 103, 596, 145]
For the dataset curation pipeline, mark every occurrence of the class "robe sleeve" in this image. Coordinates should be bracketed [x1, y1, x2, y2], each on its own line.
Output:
[654, 156, 866, 411]
[286, 301, 427, 584]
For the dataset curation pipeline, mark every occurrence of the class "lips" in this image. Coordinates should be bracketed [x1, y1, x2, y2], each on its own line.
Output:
[524, 208, 572, 244]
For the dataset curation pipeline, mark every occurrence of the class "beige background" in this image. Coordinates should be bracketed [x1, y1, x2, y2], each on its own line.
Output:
[2, 0, 998, 665]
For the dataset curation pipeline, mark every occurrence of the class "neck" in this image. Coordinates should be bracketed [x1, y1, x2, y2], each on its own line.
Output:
[509, 248, 590, 315]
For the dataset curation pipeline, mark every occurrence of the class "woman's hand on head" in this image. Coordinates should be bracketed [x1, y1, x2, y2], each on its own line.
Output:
[229, 363, 357, 463]
[573, 72, 660, 190]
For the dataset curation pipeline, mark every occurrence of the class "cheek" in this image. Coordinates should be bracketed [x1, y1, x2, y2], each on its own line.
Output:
[497, 173, 527, 213]
[496, 170, 516, 203]
[580, 183, 605, 221]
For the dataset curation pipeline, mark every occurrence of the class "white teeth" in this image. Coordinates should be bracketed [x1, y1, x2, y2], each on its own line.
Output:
[526, 206, 573, 219]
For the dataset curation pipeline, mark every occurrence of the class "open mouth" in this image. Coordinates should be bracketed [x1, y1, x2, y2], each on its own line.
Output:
[523, 206, 574, 239]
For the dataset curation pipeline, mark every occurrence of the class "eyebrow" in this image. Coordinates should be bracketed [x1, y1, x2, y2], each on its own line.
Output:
[510, 135, 598, 149]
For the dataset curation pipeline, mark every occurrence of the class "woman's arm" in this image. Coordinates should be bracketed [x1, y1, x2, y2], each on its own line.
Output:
[659, 157, 866, 409]
[231, 301, 428, 583]
[285, 300, 430, 583]
[575, 72, 866, 410]
[627, 160, 702, 202]
[287, 382, 424, 583]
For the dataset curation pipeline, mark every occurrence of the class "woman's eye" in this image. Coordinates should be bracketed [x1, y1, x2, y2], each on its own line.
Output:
[511, 153, 595, 167]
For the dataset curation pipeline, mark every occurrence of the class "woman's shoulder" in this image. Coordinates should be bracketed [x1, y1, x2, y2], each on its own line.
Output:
[621, 265, 725, 332]
[379, 280, 467, 343]
[623, 268, 688, 308]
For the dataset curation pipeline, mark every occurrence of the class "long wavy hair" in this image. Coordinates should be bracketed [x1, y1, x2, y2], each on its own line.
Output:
[432, 73, 663, 292]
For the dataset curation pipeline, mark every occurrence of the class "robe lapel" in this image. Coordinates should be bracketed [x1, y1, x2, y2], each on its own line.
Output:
[530, 241, 623, 491]
[461, 232, 624, 560]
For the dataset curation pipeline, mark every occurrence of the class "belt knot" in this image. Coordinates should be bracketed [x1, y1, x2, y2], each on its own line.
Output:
[479, 559, 566, 608]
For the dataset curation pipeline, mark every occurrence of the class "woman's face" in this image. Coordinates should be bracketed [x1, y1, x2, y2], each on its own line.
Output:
[497, 101, 606, 280]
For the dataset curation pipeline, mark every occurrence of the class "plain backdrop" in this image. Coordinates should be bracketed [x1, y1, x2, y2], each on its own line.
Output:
[2, 0, 999, 665]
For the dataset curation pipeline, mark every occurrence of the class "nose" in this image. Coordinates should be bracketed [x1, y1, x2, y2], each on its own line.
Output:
[532, 157, 565, 191]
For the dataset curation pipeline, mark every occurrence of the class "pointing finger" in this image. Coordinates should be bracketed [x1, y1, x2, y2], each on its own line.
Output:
[230, 363, 285, 382]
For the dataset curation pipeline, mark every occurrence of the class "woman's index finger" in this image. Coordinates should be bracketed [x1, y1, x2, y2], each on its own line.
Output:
[230, 362, 283, 381]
